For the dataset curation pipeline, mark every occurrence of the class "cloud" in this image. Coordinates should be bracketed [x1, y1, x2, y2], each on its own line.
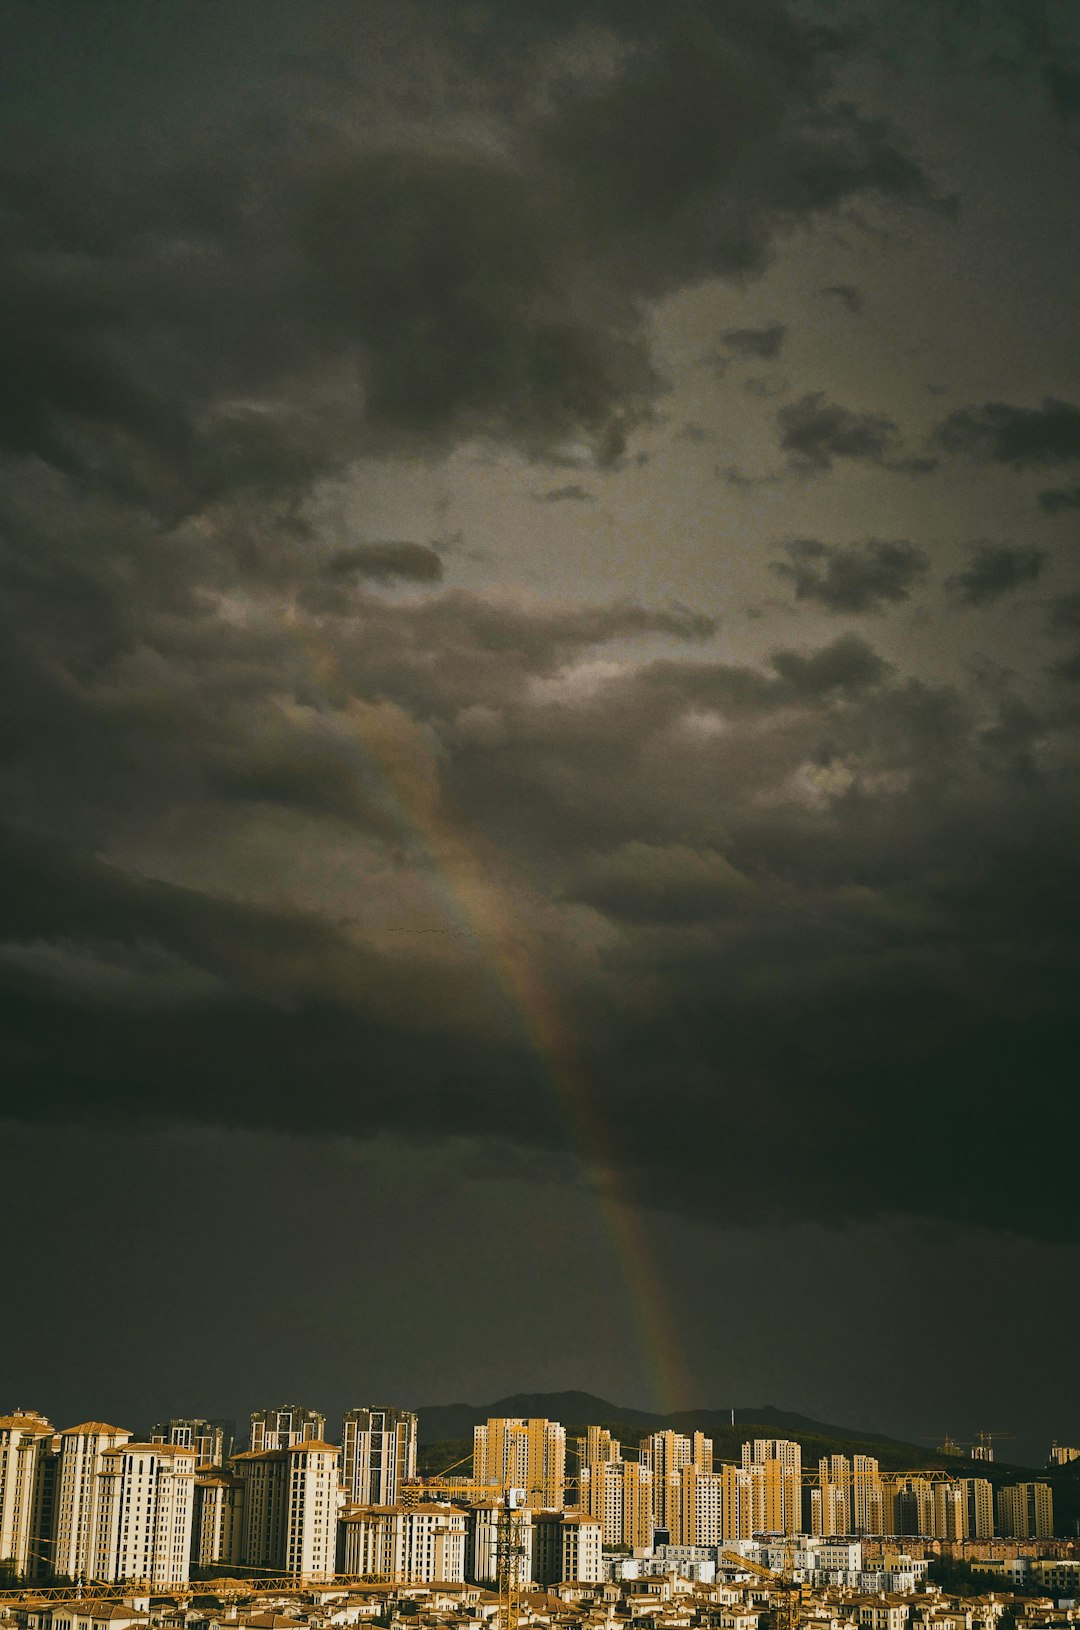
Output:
[721, 322, 787, 360]
[326, 541, 444, 583]
[532, 484, 596, 503]
[944, 543, 1047, 607]
[573, 841, 752, 925]
[934, 397, 1080, 467]
[0, 5, 944, 494]
[1047, 592, 1080, 637]
[0, 519, 1077, 1241]
[820, 283, 864, 312]
[2, 2, 1077, 1254]
[775, 392, 901, 471]
[772, 537, 931, 612]
[1038, 483, 1080, 513]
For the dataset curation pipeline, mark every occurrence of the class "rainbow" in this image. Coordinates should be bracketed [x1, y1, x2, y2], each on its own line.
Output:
[290, 612, 692, 1415]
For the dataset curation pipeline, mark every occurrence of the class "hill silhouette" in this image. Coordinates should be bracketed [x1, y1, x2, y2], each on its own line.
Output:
[416, 1391, 971, 1472]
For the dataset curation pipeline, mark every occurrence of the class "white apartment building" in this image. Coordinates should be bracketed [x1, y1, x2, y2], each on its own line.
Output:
[342, 1409, 417, 1507]
[54, 1421, 132, 1583]
[552, 1514, 602, 1584]
[469, 1501, 534, 1587]
[284, 1440, 339, 1582]
[92, 1441, 195, 1584]
[232, 1439, 340, 1581]
[341, 1503, 468, 1583]
[0, 1411, 56, 1579]
[249, 1407, 325, 1453]
[150, 1420, 231, 1466]
[232, 1450, 287, 1573]
[531, 1510, 602, 1585]
[191, 1471, 244, 1569]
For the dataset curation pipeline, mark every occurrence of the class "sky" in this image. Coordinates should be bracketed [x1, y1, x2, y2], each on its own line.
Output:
[1, 0, 1079, 1471]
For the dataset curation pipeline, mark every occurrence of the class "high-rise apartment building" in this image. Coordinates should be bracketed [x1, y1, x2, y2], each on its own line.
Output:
[958, 1478, 994, 1540]
[92, 1441, 196, 1584]
[53, 1421, 132, 1584]
[532, 1511, 602, 1585]
[997, 1482, 1054, 1539]
[580, 1457, 652, 1548]
[472, 1419, 566, 1509]
[742, 1440, 802, 1535]
[678, 1464, 724, 1545]
[933, 1481, 968, 1540]
[232, 1439, 340, 1581]
[893, 1476, 939, 1537]
[191, 1471, 245, 1570]
[151, 1419, 233, 1466]
[0, 1412, 56, 1580]
[719, 1464, 757, 1541]
[575, 1427, 619, 1483]
[283, 1440, 340, 1581]
[813, 1456, 885, 1536]
[341, 1502, 468, 1583]
[249, 1406, 325, 1453]
[640, 1432, 713, 1535]
[470, 1501, 534, 1587]
[342, 1408, 417, 1507]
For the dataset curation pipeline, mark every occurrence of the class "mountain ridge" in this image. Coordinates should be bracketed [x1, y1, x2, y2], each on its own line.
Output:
[416, 1391, 938, 1459]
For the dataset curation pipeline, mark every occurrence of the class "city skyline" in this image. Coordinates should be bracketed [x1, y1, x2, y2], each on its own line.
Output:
[1, 1, 1078, 1461]
[0, 1403, 1067, 1591]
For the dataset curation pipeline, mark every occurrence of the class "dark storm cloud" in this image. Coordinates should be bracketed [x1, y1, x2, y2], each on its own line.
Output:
[775, 392, 901, 471]
[720, 323, 787, 360]
[3, 0, 1078, 1257]
[1038, 482, 1080, 513]
[2, 568, 1077, 1239]
[944, 542, 1047, 607]
[0, 2, 944, 489]
[325, 541, 444, 584]
[772, 537, 930, 611]
[934, 397, 1080, 467]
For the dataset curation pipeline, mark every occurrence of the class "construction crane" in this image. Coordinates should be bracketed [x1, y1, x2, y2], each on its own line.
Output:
[719, 1548, 799, 1630]
[919, 1431, 1015, 1464]
[495, 1491, 530, 1630]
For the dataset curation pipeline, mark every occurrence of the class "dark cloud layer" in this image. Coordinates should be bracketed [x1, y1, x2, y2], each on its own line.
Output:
[0, 457, 1077, 1243]
[0, 0, 1078, 1294]
[0, 3, 943, 491]
[772, 537, 930, 611]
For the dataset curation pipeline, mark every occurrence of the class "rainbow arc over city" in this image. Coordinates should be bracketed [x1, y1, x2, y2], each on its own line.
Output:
[293, 614, 691, 1415]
